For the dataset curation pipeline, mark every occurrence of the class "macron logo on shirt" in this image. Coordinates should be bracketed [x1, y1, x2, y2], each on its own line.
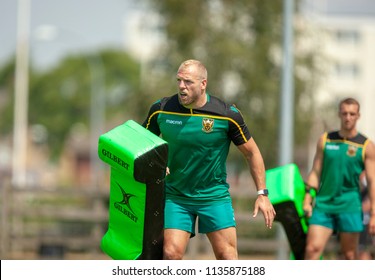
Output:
[166, 119, 183, 125]
[326, 144, 339, 150]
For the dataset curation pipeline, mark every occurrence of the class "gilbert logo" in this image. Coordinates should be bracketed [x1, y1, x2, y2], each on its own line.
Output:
[202, 118, 214, 133]
[114, 182, 138, 223]
[101, 149, 129, 170]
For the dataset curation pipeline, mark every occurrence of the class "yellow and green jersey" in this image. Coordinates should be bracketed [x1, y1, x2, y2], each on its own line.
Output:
[142, 93, 251, 205]
[316, 131, 368, 213]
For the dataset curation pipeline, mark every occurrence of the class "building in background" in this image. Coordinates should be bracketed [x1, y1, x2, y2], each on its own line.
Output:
[302, 0, 375, 141]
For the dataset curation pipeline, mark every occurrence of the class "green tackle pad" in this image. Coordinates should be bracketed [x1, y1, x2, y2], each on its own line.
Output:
[266, 163, 307, 259]
[98, 120, 168, 260]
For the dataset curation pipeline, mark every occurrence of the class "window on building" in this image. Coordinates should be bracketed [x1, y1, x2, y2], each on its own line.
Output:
[335, 30, 361, 45]
[334, 63, 360, 79]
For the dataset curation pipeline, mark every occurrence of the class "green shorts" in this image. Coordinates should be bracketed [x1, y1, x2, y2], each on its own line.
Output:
[164, 199, 236, 236]
[309, 208, 363, 232]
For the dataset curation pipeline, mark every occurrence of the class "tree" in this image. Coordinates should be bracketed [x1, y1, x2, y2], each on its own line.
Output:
[0, 49, 142, 159]
[0, 57, 17, 134]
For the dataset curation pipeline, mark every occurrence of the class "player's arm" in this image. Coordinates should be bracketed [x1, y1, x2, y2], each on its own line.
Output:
[364, 140, 375, 234]
[142, 101, 161, 135]
[303, 134, 324, 217]
[237, 138, 276, 229]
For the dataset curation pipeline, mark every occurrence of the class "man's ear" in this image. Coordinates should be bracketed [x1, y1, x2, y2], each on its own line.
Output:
[201, 78, 207, 90]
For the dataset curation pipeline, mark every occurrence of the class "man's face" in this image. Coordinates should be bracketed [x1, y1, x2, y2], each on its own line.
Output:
[339, 103, 360, 131]
[176, 66, 206, 108]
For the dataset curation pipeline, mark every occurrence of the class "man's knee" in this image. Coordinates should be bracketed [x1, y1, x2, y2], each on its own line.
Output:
[163, 243, 185, 260]
[214, 248, 238, 260]
[304, 243, 322, 259]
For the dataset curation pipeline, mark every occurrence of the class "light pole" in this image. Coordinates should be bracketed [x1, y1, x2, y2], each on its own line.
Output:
[277, 0, 295, 260]
[12, 0, 30, 188]
[88, 54, 105, 192]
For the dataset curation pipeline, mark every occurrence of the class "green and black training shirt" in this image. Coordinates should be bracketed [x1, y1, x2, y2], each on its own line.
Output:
[142, 93, 251, 205]
[316, 131, 369, 213]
